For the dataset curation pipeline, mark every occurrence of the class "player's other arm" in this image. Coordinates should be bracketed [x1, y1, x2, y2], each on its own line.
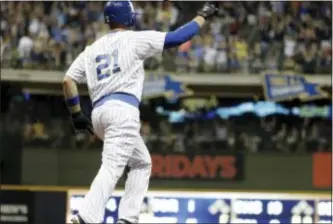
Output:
[63, 51, 92, 133]
[63, 52, 85, 115]
[164, 2, 219, 49]
[63, 76, 81, 114]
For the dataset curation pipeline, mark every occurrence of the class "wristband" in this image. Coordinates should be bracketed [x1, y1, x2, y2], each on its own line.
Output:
[66, 96, 80, 107]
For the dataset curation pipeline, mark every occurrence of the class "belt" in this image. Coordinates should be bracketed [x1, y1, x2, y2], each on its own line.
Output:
[92, 92, 140, 109]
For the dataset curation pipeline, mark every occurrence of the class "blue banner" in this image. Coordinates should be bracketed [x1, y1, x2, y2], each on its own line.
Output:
[143, 74, 192, 101]
[262, 74, 328, 101]
[156, 102, 332, 123]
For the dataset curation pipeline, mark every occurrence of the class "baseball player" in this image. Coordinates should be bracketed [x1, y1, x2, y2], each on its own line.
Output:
[63, 1, 219, 223]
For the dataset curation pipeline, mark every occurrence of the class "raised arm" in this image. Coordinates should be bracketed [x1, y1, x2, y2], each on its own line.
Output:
[164, 2, 219, 49]
[134, 2, 219, 60]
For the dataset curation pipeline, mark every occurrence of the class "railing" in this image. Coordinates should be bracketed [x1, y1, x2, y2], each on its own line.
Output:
[1, 68, 331, 87]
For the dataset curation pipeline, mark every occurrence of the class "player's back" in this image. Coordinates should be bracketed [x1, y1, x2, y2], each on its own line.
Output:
[66, 29, 166, 107]
[84, 31, 145, 104]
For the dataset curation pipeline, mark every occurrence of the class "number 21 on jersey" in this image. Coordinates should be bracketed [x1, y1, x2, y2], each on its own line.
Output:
[95, 49, 121, 81]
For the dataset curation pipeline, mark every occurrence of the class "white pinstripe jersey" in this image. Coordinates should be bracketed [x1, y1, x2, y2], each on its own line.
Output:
[65, 30, 166, 103]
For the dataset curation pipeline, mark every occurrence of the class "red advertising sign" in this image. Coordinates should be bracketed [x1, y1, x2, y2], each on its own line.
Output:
[312, 152, 332, 189]
[151, 154, 244, 181]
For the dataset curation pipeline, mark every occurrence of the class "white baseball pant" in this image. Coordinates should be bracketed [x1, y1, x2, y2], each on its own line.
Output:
[79, 100, 152, 223]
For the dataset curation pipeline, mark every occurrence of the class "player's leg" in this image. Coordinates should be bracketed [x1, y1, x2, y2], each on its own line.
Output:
[78, 103, 140, 223]
[117, 136, 152, 223]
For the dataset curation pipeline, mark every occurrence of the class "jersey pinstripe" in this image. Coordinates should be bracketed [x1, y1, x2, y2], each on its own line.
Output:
[65, 30, 166, 103]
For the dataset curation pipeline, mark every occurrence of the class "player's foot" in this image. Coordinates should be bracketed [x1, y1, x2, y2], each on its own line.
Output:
[116, 219, 133, 224]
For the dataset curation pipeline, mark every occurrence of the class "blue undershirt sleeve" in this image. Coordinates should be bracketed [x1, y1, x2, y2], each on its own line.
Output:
[164, 21, 200, 49]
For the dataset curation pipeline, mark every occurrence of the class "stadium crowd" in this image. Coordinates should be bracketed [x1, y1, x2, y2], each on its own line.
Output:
[1, 94, 331, 154]
[1, 1, 331, 74]
[0, 1, 331, 154]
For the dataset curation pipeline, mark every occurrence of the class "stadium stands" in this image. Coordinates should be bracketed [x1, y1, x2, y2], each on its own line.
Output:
[0, 1, 331, 153]
[1, 1, 331, 74]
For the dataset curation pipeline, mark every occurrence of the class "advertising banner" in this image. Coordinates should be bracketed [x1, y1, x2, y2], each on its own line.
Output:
[0, 189, 67, 224]
[0, 190, 34, 223]
[143, 74, 192, 101]
[151, 153, 244, 181]
[313, 152, 332, 189]
[262, 74, 329, 101]
[67, 190, 332, 224]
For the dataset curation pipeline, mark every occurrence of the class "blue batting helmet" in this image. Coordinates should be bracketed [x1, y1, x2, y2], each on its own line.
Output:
[104, 0, 136, 27]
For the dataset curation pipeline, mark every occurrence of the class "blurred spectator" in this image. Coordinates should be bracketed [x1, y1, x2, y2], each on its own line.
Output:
[286, 126, 299, 152]
[30, 119, 50, 147]
[265, 52, 278, 71]
[228, 51, 241, 72]
[156, 1, 178, 32]
[233, 36, 249, 72]
[189, 37, 204, 73]
[298, 42, 317, 74]
[203, 36, 217, 73]
[214, 119, 228, 149]
[249, 42, 264, 73]
[284, 35, 296, 59]
[215, 38, 228, 72]
[17, 33, 34, 66]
